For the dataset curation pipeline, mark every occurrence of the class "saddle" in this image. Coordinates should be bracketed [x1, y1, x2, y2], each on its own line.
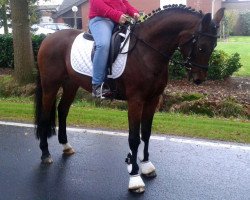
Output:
[83, 25, 128, 75]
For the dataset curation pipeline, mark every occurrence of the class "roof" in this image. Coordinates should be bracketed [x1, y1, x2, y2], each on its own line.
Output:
[54, 0, 88, 17]
[37, 5, 59, 11]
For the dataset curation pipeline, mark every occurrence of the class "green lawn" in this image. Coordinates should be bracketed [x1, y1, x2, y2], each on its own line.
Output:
[0, 99, 249, 144]
[216, 36, 250, 77]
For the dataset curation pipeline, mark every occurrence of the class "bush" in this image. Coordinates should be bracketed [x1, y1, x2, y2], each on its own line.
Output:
[0, 34, 14, 68]
[0, 75, 35, 97]
[0, 34, 45, 68]
[208, 50, 242, 80]
[216, 98, 245, 118]
[169, 50, 241, 80]
[32, 34, 46, 63]
[168, 51, 186, 80]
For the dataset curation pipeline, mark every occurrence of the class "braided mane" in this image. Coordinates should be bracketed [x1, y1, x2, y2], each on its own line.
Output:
[139, 4, 204, 23]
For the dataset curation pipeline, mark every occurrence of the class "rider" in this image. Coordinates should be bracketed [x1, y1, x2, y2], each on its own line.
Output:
[89, 0, 140, 98]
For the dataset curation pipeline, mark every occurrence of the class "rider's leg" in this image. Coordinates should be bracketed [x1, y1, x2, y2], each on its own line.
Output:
[89, 17, 115, 98]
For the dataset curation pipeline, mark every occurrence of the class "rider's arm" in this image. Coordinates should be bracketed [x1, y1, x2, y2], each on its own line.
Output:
[122, 0, 139, 17]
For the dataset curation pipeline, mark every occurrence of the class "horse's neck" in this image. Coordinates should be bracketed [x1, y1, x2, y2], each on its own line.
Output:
[138, 12, 200, 54]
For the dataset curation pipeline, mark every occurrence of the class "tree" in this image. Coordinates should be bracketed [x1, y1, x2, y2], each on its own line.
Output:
[10, 0, 35, 84]
[0, 0, 10, 34]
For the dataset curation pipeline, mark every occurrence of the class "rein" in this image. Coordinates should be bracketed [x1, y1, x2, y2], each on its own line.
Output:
[122, 22, 218, 71]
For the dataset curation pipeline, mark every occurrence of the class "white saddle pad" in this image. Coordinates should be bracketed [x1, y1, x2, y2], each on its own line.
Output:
[70, 30, 130, 79]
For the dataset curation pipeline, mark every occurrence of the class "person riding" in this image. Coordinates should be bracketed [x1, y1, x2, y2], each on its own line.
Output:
[89, 0, 140, 98]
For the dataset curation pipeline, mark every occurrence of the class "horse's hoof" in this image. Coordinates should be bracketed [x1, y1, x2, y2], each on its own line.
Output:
[63, 147, 75, 155]
[142, 170, 157, 178]
[62, 143, 75, 155]
[129, 187, 145, 193]
[140, 161, 156, 178]
[41, 155, 53, 164]
[128, 175, 145, 193]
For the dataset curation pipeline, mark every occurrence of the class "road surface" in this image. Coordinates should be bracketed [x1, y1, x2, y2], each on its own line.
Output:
[0, 121, 249, 200]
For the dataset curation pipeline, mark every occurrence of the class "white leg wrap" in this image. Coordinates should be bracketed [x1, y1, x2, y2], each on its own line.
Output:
[62, 143, 72, 151]
[128, 175, 145, 190]
[140, 161, 156, 175]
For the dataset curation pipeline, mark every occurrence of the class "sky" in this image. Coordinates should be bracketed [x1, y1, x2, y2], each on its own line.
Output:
[37, 0, 63, 5]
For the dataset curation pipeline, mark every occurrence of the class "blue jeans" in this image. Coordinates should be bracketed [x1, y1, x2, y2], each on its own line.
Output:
[89, 17, 115, 85]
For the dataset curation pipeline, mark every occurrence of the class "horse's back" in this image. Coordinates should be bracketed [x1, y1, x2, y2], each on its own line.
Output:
[38, 29, 82, 76]
[38, 29, 81, 59]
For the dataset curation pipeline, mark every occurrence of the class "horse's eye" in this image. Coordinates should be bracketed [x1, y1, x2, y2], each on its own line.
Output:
[198, 47, 205, 53]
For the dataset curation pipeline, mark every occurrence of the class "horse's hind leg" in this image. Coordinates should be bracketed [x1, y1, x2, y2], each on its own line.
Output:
[139, 97, 159, 178]
[39, 87, 60, 164]
[58, 79, 79, 155]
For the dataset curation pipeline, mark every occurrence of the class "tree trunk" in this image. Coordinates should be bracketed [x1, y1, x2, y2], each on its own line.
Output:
[10, 0, 35, 84]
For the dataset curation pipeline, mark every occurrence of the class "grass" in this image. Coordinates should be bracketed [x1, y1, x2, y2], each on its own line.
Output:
[0, 98, 249, 144]
[216, 36, 250, 77]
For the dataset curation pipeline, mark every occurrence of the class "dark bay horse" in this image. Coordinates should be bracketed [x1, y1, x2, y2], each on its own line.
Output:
[35, 5, 224, 193]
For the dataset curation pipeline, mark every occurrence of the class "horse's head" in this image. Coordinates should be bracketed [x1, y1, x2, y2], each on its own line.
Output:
[178, 8, 225, 85]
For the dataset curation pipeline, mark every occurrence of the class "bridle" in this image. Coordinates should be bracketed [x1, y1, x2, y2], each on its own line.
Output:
[125, 22, 218, 71]
[177, 31, 218, 71]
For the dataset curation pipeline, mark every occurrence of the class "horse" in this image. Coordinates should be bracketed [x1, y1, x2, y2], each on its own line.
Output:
[35, 5, 224, 193]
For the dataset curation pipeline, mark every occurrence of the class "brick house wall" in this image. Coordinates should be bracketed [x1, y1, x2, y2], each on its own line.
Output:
[129, 0, 160, 14]
[187, 0, 222, 14]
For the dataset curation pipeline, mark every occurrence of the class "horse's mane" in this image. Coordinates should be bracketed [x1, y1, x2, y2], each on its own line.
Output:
[139, 4, 204, 23]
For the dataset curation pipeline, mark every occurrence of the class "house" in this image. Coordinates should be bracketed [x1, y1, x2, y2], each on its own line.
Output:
[52, 0, 160, 30]
[51, 0, 248, 31]
[36, 0, 62, 23]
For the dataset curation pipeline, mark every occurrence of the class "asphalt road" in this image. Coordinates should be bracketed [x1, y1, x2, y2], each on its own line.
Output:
[0, 121, 249, 200]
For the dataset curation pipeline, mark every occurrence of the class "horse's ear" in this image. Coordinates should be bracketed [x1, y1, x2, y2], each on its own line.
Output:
[201, 13, 212, 31]
[213, 8, 225, 26]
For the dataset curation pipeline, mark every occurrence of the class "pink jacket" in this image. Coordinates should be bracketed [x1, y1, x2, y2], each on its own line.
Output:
[89, 0, 139, 23]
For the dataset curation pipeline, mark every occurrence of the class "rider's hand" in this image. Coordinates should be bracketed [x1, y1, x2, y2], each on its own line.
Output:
[133, 13, 140, 21]
[119, 14, 128, 24]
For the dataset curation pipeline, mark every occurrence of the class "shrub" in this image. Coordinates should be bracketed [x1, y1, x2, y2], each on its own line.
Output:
[169, 50, 241, 80]
[159, 93, 205, 112]
[0, 34, 14, 68]
[208, 50, 241, 80]
[0, 75, 35, 97]
[168, 51, 186, 80]
[216, 98, 245, 118]
[0, 34, 45, 68]
[32, 34, 46, 62]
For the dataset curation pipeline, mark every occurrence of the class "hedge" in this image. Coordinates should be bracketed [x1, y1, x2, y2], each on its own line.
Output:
[0, 33, 46, 68]
[0, 34, 241, 80]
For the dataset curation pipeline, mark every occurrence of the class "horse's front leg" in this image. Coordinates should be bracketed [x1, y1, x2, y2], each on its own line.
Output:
[126, 99, 145, 193]
[138, 97, 159, 178]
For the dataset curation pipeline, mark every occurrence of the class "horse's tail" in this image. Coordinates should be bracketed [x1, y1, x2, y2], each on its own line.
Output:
[34, 71, 56, 139]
